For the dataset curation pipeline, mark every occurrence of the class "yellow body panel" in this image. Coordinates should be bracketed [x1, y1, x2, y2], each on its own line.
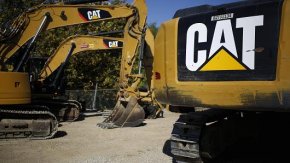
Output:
[0, 72, 31, 104]
[153, 0, 290, 111]
[144, 29, 155, 90]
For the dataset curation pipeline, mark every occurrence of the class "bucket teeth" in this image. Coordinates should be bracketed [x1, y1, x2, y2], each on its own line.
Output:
[97, 96, 145, 129]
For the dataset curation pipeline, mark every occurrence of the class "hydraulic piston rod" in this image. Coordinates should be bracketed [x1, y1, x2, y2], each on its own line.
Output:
[51, 42, 76, 89]
[14, 13, 50, 72]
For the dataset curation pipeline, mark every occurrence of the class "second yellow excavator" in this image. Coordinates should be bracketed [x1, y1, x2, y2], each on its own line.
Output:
[30, 35, 124, 122]
[34, 34, 163, 120]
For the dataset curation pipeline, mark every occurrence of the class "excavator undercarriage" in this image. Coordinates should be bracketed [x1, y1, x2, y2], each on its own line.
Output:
[0, 105, 58, 139]
[170, 108, 290, 162]
[32, 99, 82, 122]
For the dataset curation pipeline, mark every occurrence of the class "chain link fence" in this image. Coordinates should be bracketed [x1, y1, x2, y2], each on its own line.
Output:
[65, 88, 118, 111]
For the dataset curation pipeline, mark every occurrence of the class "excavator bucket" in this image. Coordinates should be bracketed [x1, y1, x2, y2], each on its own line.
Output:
[97, 96, 145, 129]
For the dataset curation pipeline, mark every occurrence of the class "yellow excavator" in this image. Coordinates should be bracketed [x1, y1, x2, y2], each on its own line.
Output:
[33, 34, 163, 120]
[152, 0, 290, 162]
[0, 0, 149, 139]
[30, 35, 124, 122]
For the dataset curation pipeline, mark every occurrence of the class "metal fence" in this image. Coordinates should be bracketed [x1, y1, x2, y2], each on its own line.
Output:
[65, 88, 118, 111]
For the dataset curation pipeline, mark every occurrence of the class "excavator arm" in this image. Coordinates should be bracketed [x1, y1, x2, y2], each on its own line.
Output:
[38, 35, 123, 81]
[97, 22, 164, 128]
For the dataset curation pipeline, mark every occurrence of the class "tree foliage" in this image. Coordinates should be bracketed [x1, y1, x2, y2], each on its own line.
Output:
[148, 22, 158, 37]
[109, 0, 127, 5]
[0, 0, 43, 24]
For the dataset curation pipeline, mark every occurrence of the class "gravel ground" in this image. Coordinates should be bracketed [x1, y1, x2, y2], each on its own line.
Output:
[0, 110, 179, 163]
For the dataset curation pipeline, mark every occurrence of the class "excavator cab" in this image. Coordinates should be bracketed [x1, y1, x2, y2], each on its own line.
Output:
[27, 57, 48, 82]
[27, 56, 66, 95]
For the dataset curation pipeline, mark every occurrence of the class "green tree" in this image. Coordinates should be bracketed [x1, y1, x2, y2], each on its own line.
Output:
[148, 22, 159, 37]
[0, 0, 43, 23]
[110, 0, 127, 5]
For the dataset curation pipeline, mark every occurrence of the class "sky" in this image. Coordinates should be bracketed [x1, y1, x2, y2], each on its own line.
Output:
[127, 0, 243, 25]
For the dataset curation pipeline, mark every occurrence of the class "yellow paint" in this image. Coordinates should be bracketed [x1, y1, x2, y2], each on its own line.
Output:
[89, 44, 95, 48]
[0, 72, 31, 104]
[92, 16, 99, 20]
[200, 48, 247, 71]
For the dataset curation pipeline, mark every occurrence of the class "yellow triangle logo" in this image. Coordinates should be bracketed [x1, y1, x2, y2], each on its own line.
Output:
[200, 48, 247, 71]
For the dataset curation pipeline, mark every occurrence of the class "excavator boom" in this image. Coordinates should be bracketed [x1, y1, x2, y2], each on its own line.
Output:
[39, 35, 123, 80]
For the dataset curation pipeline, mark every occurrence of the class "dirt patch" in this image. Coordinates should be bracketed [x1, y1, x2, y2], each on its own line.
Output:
[0, 110, 179, 163]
